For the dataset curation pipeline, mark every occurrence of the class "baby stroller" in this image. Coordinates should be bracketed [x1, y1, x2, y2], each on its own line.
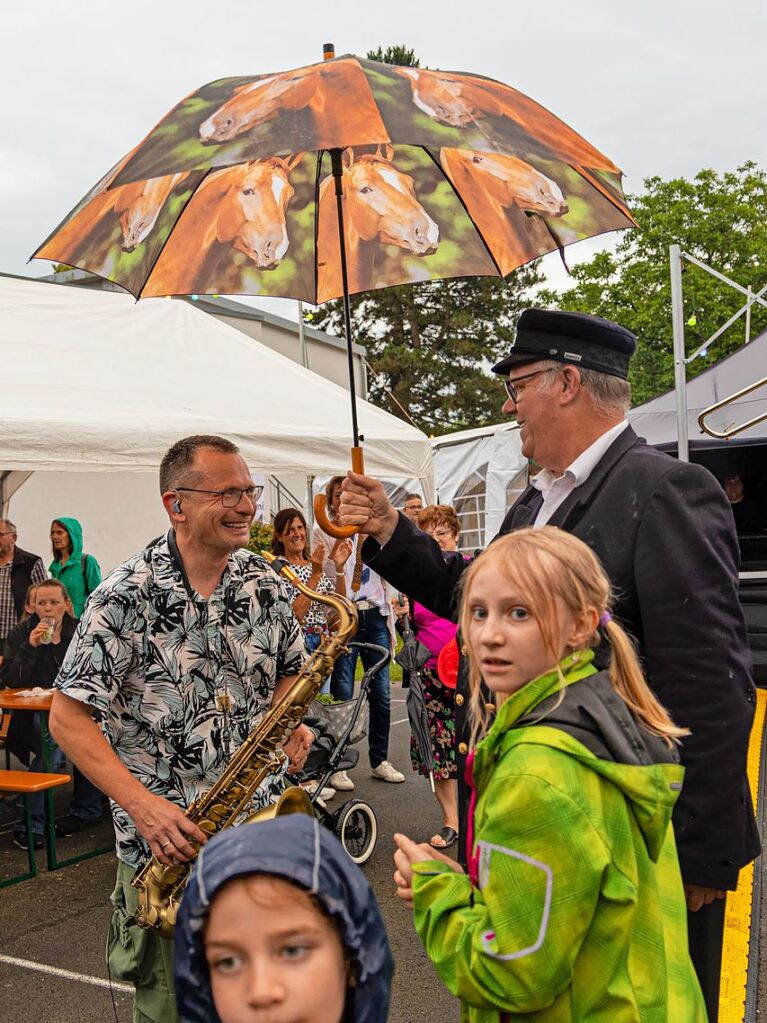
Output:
[300, 641, 389, 865]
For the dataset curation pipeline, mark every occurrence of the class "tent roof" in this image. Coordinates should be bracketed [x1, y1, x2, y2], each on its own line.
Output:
[628, 329, 767, 448]
[0, 274, 432, 479]
[431, 420, 518, 449]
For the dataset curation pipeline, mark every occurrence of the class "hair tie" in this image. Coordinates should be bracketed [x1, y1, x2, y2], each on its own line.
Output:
[599, 611, 612, 628]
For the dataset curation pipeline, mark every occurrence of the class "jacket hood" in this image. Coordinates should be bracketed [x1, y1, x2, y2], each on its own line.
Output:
[174, 815, 393, 1023]
[51, 517, 83, 561]
[482, 656, 684, 862]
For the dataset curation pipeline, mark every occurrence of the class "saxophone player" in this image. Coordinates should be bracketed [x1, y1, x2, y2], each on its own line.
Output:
[49, 434, 313, 1023]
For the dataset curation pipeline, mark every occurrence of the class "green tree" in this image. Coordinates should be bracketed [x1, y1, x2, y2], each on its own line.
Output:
[308, 44, 543, 434]
[538, 162, 767, 404]
[308, 270, 541, 433]
[366, 45, 420, 67]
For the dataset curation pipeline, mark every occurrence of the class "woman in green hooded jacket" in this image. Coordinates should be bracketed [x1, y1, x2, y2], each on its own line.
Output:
[49, 517, 101, 619]
[394, 527, 707, 1023]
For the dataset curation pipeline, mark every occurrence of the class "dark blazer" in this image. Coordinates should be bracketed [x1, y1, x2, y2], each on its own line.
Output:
[365, 425, 760, 889]
[8, 545, 46, 627]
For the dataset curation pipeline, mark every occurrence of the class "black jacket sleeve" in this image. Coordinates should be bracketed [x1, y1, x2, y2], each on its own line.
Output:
[635, 461, 759, 888]
[1, 621, 40, 688]
[363, 512, 470, 622]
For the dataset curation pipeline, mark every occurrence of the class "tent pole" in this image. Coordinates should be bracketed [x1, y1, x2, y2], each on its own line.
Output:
[670, 244, 689, 462]
[297, 301, 309, 367]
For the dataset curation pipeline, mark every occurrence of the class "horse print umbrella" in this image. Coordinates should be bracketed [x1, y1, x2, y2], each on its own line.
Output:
[33, 48, 635, 534]
[34, 52, 634, 306]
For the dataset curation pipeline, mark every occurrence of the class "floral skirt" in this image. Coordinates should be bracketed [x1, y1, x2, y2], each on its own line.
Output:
[409, 668, 457, 781]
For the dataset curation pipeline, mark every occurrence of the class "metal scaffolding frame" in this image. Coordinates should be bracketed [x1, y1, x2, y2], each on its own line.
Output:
[669, 244, 767, 460]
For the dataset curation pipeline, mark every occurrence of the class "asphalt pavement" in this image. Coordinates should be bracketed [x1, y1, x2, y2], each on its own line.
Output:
[0, 697, 461, 1023]
[3, 697, 764, 1023]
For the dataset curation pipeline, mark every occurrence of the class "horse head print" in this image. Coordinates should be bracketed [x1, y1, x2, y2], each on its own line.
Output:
[342, 145, 439, 256]
[440, 148, 569, 274]
[223, 157, 300, 269]
[117, 173, 190, 251]
[34, 171, 189, 275]
[442, 150, 568, 218]
[317, 145, 440, 298]
[393, 67, 479, 128]
[145, 155, 302, 295]
[199, 69, 318, 143]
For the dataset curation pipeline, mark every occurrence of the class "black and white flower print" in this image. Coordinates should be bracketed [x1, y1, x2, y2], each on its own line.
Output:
[55, 533, 307, 869]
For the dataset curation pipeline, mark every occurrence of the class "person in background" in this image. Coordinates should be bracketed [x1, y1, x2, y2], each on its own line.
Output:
[0, 518, 47, 644]
[174, 815, 393, 1023]
[392, 505, 461, 849]
[723, 473, 763, 534]
[49, 517, 101, 619]
[21, 582, 41, 620]
[314, 477, 404, 789]
[271, 508, 353, 663]
[401, 493, 423, 522]
[1, 579, 99, 849]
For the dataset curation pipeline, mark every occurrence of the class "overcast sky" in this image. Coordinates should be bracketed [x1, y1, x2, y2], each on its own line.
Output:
[2, 0, 764, 318]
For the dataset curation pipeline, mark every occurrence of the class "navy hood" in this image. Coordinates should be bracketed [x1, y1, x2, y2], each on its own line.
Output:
[175, 815, 393, 1023]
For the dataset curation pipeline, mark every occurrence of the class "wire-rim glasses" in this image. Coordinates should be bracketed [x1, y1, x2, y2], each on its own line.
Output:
[503, 368, 554, 403]
[175, 485, 263, 508]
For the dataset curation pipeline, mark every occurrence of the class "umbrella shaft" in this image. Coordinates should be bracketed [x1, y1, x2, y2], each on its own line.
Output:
[331, 148, 361, 449]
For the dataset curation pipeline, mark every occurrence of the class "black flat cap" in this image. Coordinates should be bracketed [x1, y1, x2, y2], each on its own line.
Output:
[492, 309, 637, 380]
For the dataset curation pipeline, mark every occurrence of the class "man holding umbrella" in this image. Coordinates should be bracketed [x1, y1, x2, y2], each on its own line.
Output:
[339, 307, 759, 1021]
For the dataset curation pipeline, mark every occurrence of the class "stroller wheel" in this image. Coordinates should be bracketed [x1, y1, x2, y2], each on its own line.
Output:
[332, 799, 378, 865]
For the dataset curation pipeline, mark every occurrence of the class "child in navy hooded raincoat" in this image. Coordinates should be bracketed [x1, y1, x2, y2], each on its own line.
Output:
[174, 814, 393, 1023]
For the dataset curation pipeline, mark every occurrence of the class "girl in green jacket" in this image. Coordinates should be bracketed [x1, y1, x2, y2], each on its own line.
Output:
[394, 526, 707, 1023]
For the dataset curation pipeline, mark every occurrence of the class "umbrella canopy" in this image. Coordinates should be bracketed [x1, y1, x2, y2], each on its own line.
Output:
[33, 54, 635, 305]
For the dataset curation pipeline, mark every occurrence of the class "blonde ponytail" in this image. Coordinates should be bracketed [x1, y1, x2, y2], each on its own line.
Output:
[604, 619, 689, 744]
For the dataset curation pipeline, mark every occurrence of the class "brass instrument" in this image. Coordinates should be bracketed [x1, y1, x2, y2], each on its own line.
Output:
[697, 375, 767, 440]
[131, 551, 357, 938]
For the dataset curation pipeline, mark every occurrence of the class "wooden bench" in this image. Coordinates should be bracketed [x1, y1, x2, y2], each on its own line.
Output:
[0, 770, 71, 887]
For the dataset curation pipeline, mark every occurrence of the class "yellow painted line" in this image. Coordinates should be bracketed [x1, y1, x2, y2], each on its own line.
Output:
[718, 686, 767, 1023]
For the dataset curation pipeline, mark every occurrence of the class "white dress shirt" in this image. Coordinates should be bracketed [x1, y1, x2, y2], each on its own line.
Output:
[531, 420, 629, 527]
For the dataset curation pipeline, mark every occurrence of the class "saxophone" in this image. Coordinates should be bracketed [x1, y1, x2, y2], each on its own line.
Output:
[131, 550, 358, 938]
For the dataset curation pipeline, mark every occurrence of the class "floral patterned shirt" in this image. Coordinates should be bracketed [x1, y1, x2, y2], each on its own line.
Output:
[55, 532, 307, 868]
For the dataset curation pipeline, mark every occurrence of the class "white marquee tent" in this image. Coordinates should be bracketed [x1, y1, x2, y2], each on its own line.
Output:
[1, 274, 433, 570]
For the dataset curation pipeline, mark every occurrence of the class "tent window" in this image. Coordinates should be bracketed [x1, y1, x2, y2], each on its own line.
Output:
[454, 464, 489, 554]
[505, 466, 529, 509]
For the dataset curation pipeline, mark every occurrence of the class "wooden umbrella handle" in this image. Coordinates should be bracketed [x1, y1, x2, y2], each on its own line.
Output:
[313, 447, 365, 539]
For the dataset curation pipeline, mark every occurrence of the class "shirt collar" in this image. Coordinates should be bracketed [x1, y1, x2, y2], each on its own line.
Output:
[532, 420, 629, 493]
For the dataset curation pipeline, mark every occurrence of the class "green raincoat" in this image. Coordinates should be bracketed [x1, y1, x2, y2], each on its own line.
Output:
[48, 516, 101, 618]
[411, 652, 707, 1023]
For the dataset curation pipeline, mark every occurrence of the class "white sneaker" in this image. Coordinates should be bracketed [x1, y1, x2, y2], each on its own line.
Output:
[329, 770, 355, 791]
[371, 761, 405, 783]
[302, 781, 336, 801]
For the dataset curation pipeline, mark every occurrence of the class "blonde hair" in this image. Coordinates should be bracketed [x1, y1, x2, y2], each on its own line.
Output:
[459, 527, 687, 747]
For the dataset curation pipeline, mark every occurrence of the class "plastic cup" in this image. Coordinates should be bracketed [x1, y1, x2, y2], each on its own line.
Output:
[39, 617, 56, 644]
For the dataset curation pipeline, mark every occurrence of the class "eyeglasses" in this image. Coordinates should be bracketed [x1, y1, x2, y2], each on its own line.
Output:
[0, 530, 15, 537]
[175, 485, 264, 508]
[503, 368, 554, 404]
[424, 527, 453, 540]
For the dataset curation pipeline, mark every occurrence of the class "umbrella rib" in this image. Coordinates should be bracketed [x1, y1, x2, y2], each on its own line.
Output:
[136, 167, 214, 299]
[572, 164, 638, 226]
[313, 152, 324, 306]
[421, 147, 504, 278]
